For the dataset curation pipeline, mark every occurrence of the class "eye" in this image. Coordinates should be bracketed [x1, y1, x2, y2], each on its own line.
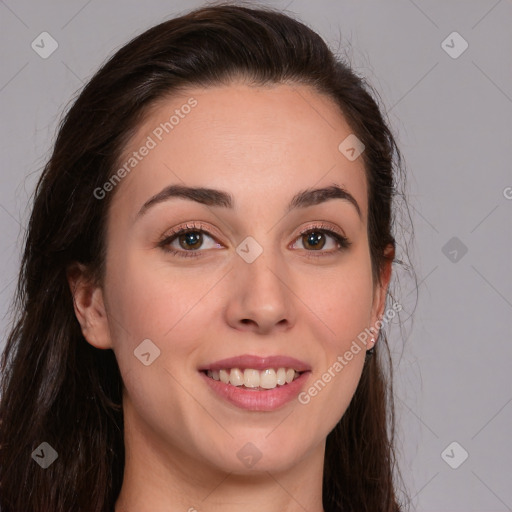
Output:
[158, 222, 351, 259]
[291, 224, 351, 257]
[158, 223, 222, 259]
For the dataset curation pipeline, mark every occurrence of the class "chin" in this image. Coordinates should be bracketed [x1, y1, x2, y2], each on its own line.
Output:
[198, 434, 312, 475]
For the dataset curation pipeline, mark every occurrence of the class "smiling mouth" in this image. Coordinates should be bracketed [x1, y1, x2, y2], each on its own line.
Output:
[201, 367, 304, 391]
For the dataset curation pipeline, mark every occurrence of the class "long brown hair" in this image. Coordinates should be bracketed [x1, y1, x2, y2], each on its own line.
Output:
[0, 2, 413, 511]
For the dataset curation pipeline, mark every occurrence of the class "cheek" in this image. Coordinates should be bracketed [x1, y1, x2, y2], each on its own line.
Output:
[299, 258, 374, 344]
[102, 250, 218, 446]
[104, 247, 222, 368]
[292, 254, 374, 426]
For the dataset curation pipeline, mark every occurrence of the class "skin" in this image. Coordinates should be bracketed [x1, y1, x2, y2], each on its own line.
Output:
[68, 81, 393, 512]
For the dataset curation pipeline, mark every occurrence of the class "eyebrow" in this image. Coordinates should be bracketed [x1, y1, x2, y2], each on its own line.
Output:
[136, 183, 362, 219]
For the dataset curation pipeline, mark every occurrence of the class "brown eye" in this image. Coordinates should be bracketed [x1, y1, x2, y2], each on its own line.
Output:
[159, 224, 223, 259]
[302, 231, 326, 250]
[177, 231, 203, 250]
[292, 227, 350, 256]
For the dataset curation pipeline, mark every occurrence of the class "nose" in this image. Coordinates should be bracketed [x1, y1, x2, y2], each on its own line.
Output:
[224, 247, 296, 335]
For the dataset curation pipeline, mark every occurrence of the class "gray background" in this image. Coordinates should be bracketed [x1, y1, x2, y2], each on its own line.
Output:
[1, 0, 511, 510]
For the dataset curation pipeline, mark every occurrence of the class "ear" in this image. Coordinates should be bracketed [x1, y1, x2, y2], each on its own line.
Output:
[369, 243, 395, 348]
[66, 262, 112, 350]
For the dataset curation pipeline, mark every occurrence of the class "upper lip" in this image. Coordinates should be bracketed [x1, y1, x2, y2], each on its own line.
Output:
[199, 354, 312, 372]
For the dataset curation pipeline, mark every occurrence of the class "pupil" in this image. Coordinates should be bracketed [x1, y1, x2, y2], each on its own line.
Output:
[180, 232, 202, 249]
[305, 232, 324, 250]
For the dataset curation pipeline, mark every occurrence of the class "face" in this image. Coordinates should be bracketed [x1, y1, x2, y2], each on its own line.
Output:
[73, 82, 391, 477]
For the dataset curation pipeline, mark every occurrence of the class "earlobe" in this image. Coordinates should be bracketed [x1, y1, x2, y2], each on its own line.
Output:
[66, 263, 112, 350]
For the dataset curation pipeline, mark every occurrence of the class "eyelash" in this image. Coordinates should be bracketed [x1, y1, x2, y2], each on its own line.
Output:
[157, 222, 351, 259]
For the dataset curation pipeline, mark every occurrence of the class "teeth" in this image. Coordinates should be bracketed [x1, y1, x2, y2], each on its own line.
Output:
[259, 369, 276, 389]
[244, 368, 260, 388]
[229, 368, 244, 386]
[286, 368, 295, 383]
[205, 367, 301, 389]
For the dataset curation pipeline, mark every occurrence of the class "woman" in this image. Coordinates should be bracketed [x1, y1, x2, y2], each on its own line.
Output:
[0, 3, 412, 511]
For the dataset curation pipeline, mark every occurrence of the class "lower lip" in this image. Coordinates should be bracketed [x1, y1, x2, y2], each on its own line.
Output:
[199, 371, 311, 411]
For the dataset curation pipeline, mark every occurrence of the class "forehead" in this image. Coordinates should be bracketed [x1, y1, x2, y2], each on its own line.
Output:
[109, 82, 368, 221]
